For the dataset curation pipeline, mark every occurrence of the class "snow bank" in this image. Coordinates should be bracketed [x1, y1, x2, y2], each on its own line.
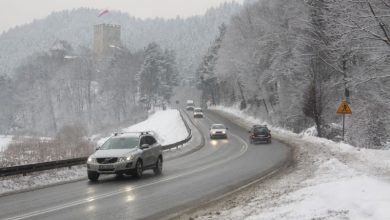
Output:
[97, 109, 188, 146]
[123, 109, 188, 145]
[0, 135, 12, 152]
[1, 109, 190, 195]
[0, 166, 86, 195]
[192, 105, 390, 220]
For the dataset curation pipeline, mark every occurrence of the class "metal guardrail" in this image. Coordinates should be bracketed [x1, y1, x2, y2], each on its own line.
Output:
[0, 157, 88, 177]
[0, 110, 193, 177]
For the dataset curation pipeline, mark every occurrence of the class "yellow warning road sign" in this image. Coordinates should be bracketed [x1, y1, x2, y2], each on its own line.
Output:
[337, 100, 352, 114]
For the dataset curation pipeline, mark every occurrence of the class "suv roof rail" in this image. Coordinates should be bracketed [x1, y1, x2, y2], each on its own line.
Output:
[253, 124, 267, 127]
[113, 131, 153, 136]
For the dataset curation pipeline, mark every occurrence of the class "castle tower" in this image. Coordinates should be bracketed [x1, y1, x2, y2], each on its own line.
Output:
[93, 24, 121, 61]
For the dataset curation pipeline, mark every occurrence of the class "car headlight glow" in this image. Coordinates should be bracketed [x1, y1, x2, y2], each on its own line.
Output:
[119, 155, 135, 162]
[87, 156, 95, 163]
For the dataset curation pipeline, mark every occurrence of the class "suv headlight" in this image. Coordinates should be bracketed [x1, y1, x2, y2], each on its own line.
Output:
[118, 154, 135, 162]
[87, 156, 96, 163]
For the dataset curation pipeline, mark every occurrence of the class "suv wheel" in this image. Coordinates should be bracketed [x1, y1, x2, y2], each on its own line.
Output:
[88, 171, 99, 182]
[133, 160, 143, 178]
[153, 157, 163, 175]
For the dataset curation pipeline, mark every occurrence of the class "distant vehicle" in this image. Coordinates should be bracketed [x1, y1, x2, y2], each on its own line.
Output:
[186, 100, 195, 110]
[249, 125, 271, 144]
[86, 132, 163, 181]
[209, 124, 228, 139]
[193, 107, 203, 118]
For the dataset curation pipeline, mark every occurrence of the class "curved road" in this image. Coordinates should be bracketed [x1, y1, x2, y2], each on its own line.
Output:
[0, 110, 290, 220]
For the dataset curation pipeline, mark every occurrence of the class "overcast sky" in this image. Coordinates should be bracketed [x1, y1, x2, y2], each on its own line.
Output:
[0, 0, 243, 33]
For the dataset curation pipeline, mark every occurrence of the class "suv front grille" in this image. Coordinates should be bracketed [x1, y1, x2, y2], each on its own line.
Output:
[97, 158, 118, 164]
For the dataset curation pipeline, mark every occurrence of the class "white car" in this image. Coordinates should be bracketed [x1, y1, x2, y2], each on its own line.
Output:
[186, 100, 195, 110]
[209, 124, 228, 139]
[193, 107, 203, 118]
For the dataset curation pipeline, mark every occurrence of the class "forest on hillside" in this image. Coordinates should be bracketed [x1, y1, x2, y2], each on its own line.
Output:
[0, 2, 241, 78]
[197, 0, 390, 148]
[0, 2, 241, 137]
[0, 41, 178, 136]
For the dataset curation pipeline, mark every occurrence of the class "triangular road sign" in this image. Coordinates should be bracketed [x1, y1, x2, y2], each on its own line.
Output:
[337, 100, 352, 114]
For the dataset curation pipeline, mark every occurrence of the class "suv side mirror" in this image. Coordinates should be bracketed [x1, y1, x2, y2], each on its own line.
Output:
[248, 130, 251, 133]
[95, 146, 100, 151]
[141, 144, 150, 149]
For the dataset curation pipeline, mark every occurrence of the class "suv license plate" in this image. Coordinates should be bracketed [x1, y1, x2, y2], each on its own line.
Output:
[99, 165, 114, 169]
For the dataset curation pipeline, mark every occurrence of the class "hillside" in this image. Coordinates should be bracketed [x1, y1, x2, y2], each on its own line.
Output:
[0, 2, 241, 77]
[196, 0, 390, 148]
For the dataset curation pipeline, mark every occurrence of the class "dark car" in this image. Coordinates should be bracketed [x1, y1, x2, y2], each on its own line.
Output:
[249, 125, 271, 144]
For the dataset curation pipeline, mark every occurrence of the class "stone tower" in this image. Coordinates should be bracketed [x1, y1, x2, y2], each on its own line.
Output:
[93, 24, 121, 60]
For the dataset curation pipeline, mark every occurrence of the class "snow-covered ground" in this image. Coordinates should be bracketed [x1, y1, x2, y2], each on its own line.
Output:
[184, 105, 390, 220]
[0, 109, 193, 195]
[97, 109, 189, 147]
[0, 135, 13, 152]
[0, 167, 86, 195]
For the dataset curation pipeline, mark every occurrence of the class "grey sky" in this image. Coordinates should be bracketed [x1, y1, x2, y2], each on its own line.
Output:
[0, 0, 243, 33]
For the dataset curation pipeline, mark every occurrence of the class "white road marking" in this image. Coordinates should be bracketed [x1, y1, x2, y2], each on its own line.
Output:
[4, 118, 248, 220]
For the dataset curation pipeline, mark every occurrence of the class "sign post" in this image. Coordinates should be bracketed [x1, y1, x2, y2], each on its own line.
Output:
[336, 100, 352, 141]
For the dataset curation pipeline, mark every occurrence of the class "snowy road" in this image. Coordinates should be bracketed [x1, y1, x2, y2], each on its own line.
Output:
[0, 110, 290, 220]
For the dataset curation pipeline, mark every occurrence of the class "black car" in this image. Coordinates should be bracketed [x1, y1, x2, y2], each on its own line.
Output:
[249, 125, 271, 144]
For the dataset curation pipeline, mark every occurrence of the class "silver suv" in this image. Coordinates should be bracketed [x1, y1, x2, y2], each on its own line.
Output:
[87, 132, 163, 181]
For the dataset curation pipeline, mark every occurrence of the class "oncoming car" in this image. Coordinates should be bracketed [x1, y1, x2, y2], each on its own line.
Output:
[209, 124, 228, 139]
[193, 107, 203, 118]
[249, 125, 271, 144]
[186, 100, 195, 111]
[87, 132, 163, 181]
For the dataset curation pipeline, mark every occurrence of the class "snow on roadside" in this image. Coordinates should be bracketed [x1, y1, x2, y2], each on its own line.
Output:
[0, 166, 86, 195]
[97, 109, 188, 147]
[0, 135, 13, 152]
[0, 109, 191, 195]
[188, 105, 390, 220]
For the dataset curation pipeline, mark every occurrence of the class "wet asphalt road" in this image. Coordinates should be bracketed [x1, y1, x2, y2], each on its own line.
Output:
[0, 110, 290, 220]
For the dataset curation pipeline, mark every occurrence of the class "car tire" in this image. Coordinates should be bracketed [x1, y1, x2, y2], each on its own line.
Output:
[153, 156, 163, 175]
[88, 171, 99, 182]
[268, 139, 272, 144]
[133, 159, 143, 178]
[210, 135, 213, 139]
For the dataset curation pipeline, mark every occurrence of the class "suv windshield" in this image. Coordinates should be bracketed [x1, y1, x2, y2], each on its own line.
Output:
[194, 109, 202, 112]
[100, 137, 139, 150]
[212, 125, 225, 129]
[254, 127, 269, 135]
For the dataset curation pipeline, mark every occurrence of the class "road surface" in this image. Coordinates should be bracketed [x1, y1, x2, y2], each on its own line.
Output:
[0, 110, 290, 220]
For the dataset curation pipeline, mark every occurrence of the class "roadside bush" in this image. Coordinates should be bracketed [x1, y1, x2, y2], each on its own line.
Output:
[0, 124, 94, 167]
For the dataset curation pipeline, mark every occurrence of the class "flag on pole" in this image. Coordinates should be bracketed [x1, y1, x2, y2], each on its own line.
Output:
[98, 9, 109, 17]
